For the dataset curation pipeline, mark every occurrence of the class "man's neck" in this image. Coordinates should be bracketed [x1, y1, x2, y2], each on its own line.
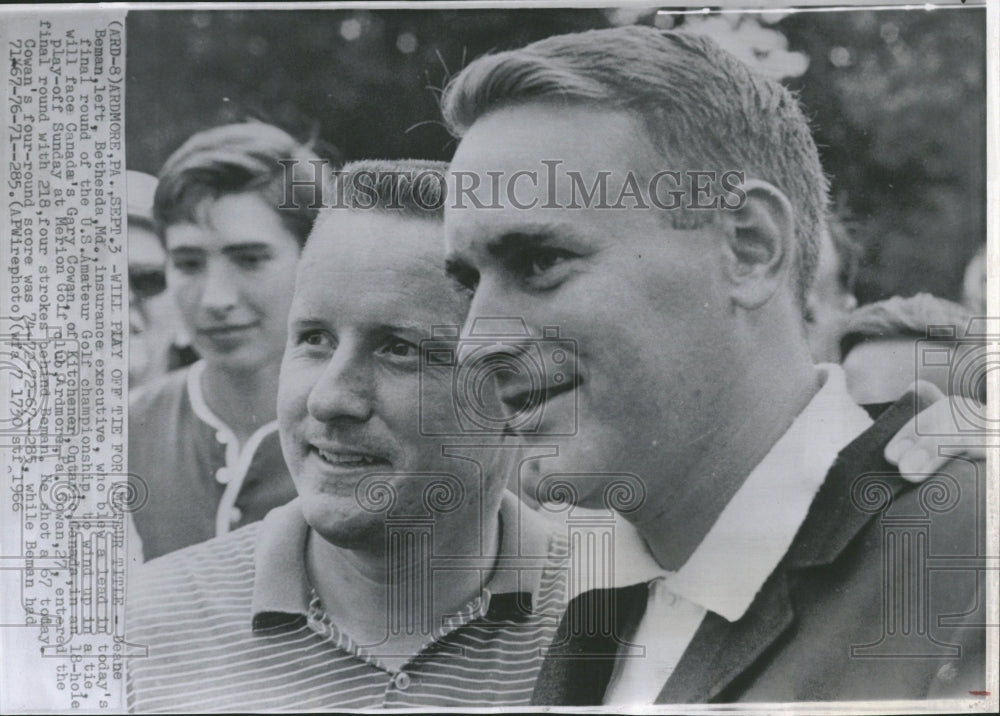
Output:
[200, 360, 280, 446]
[631, 355, 822, 572]
[305, 510, 501, 672]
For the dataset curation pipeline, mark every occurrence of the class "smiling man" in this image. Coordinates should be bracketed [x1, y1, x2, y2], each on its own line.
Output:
[126, 162, 571, 712]
[440, 26, 986, 705]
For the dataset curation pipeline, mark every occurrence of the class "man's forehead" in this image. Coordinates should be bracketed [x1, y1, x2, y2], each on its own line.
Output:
[290, 272, 466, 329]
[306, 212, 445, 270]
[298, 216, 463, 318]
[163, 222, 271, 251]
[450, 103, 649, 171]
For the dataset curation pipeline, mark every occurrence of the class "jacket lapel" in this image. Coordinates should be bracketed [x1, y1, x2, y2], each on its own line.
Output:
[784, 395, 919, 569]
[531, 582, 649, 705]
[657, 394, 922, 703]
[655, 569, 795, 703]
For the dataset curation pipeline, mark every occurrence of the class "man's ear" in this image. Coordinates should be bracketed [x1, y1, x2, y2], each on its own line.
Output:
[720, 179, 796, 310]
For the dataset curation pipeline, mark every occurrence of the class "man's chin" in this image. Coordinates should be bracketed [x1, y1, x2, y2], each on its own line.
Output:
[301, 502, 384, 551]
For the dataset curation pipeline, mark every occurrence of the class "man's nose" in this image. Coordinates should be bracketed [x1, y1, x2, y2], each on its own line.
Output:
[460, 288, 543, 401]
[198, 258, 239, 317]
[306, 349, 375, 424]
[461, 277, 538, 340]
[462, 276, 545, 360]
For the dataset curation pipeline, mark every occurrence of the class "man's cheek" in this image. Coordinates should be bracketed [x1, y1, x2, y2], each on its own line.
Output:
[417, 377, 458, 435]
[277, 372, 309, 428]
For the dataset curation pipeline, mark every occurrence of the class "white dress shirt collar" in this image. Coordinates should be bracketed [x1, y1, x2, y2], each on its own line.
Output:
[576, 364, 874, 621]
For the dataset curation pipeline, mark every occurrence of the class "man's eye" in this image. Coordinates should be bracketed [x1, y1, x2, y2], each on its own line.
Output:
[170, 256, 202, 274]
[232, 253, 268, 270]
[516, 248, 575, 280]
[380, 339, 418, 359]
[299, 330, 333, 349]
[530, 251, 568, 274]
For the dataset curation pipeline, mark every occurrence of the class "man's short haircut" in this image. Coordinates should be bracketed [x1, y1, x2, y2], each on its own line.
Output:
[840, 293, 977, 359]
[312, 159, 449, 237]
[153, 122, 327, 247]
[440, 25, 829, 311]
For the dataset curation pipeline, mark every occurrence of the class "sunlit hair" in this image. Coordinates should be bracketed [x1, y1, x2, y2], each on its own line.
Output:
[440, 25, 829, 311]
[314, 159, 449, 231]
[154, 121, 327, 247]
[840, 293, 977, 359]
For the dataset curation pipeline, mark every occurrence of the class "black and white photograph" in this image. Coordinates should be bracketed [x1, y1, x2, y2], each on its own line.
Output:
[0, 1, 996, 712]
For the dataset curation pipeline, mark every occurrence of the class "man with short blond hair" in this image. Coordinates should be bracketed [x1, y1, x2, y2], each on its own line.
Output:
[126, 161, 571, 711]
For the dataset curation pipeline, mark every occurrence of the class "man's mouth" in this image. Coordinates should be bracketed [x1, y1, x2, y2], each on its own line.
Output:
[312, 446, 391, 468]
[198, 322, 259, 336]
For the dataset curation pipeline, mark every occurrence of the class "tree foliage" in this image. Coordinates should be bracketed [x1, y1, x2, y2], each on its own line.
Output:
[126, 7, 985, 303]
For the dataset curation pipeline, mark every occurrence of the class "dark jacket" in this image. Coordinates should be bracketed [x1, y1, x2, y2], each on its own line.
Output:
[531, 396, 987, 704]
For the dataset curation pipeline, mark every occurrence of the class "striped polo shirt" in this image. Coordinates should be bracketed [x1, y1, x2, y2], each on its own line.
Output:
[126, 492, 569, 711]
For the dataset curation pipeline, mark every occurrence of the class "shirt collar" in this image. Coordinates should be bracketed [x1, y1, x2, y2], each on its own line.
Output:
[251, 499, 313, 629]
[187, 359, 279, 450]
[251, 490, 553, 630]
[584, 364, 874, 622]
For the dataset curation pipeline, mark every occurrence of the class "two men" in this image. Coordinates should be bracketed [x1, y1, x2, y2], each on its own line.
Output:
[439, 26, 986, 704]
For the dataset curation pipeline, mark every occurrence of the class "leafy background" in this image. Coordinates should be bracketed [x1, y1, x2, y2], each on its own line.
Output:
[125, 7, 986, 305]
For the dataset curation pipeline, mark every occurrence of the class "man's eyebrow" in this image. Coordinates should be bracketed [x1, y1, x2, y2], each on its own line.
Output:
[380, 319, 429, 334]
[221, 242, 274, 254]
[290, 313, 427, 335]
[289, 315, 325, 329]
[485, 225, 579, 258]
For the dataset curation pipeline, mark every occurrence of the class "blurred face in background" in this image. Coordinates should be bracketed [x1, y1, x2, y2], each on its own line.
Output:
[843, 337, 986, 405]
[164, 191, 301, 374]
[129, 219, 184, 387]
[841, 338, 917, 404]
